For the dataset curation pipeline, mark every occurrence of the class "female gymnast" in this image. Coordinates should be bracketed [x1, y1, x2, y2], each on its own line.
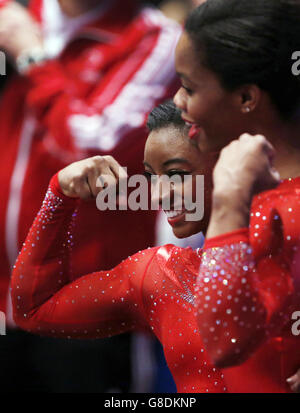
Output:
[173, 0, 300, 390]
[11, 98, 299, 392]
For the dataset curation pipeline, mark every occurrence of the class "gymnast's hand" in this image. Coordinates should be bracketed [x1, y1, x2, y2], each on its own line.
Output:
[58, 156, 128, 201]
[206, 134, 281, 238]
[212, 133, 281, 208]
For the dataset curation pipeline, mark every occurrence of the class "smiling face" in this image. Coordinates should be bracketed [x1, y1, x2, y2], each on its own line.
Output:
[144, 125, 215, 238]
[174, 31, 250, 153]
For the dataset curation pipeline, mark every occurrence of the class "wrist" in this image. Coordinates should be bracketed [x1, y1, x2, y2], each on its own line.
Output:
[206, 191, 250, 238]
[212, 188, 251, 213]
[50, 173, 79, 203]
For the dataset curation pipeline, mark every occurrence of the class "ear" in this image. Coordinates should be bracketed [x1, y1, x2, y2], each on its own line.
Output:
[235, 84, 262, 114]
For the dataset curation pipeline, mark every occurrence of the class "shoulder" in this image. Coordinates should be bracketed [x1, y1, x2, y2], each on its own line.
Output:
[153, 244, 199, 264]
[118, 245, 189, 273]
[125, 244, 201, 277]
[120, 246, 162, 268]
[252, 177, 300, 208]
[250, 178, 300, 256]
[153, 244, 201, 284]
[140, 244, 201, 308]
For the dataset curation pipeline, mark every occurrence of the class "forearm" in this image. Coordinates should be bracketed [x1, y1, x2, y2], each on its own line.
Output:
[11, 173, 79, 324]
[206, 191, 250, 239]
[11, 173, 149, 338]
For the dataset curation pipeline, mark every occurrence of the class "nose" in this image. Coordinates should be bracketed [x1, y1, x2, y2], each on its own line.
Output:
[173, 88, 186, 112]
[150, 176, 174, 210]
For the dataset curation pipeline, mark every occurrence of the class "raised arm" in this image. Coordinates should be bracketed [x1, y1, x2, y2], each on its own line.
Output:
[196, 228, 296, 368]
[195, 134, 298, 368]
[11, 156, 157, 338]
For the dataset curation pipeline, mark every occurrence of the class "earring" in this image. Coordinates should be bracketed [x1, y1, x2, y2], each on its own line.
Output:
[245, 107, 251, 113]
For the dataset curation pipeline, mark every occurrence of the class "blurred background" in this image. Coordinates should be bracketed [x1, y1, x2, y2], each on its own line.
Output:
[0, 0, 205, 393]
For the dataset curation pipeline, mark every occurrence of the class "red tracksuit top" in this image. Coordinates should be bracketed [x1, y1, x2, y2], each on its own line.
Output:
[10, 174, 300, 392]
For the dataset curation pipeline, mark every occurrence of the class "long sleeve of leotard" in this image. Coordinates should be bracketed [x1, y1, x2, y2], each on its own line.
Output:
[11, 173, 159, 339]
[195, 180, 300, 368]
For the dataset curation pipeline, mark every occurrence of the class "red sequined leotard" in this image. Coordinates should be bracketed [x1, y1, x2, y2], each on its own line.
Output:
[11, 175, 300, 393]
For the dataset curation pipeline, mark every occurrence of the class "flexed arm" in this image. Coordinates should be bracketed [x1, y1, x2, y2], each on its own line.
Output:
[11, 156, 156, 338]
[195, 135, 297, 368]
[196, 231, 295, 368]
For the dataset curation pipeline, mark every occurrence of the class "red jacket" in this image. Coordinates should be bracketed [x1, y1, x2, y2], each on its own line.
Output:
[0, 0, 181, 313]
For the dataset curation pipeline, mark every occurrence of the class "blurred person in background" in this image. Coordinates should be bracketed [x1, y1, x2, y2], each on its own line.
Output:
[0, 0, 180, 392]
[191, 0, 208, 6]
[159, 0, 207, 25]
[174, 0, 300, 391]
[159, 0, 191, 24]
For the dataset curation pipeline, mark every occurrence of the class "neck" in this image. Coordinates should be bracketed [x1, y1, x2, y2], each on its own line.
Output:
[58, 0, 103, 17]
[252, 109, 300, 180]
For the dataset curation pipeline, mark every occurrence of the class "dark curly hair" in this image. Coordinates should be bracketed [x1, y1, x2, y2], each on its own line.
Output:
[146, 100, 189, 132]
[185, 0, 300, 119]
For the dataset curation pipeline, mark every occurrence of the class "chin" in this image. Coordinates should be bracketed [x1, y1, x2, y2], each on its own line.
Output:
[172, 222, 203, 239]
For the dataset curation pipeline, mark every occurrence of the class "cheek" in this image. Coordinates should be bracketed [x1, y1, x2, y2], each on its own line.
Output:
[187, 95, 212, 122]
[171, 182, 185, 207]
[181, 177, 196, 206]
[188, 90, 228, 124]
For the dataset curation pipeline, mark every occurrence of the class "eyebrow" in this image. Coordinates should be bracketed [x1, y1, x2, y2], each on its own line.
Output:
[176, 72, 192, 83]
[143, 159, 190, 168]
[163, 158, 189, 166]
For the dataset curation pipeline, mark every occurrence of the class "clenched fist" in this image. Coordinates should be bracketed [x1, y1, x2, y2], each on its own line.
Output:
[206, 134, 281, 238]
[212, 133, 280, 207]
[58, 156, 128, 201]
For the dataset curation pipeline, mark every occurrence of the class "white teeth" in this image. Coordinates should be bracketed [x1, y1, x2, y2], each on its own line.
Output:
[164, 210, 184, 219]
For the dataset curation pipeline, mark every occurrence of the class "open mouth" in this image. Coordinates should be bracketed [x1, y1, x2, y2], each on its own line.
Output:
[182, 117, 202, 140]
[188, 124, 202, 139]
[164, 209, 187, 225]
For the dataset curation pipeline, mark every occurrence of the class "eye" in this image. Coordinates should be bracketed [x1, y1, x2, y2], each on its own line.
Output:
[182, 85, 193, 95]
[143, 171, 153, 181]
[166, 170, 190, 178]
[144, 171, 159, 184]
